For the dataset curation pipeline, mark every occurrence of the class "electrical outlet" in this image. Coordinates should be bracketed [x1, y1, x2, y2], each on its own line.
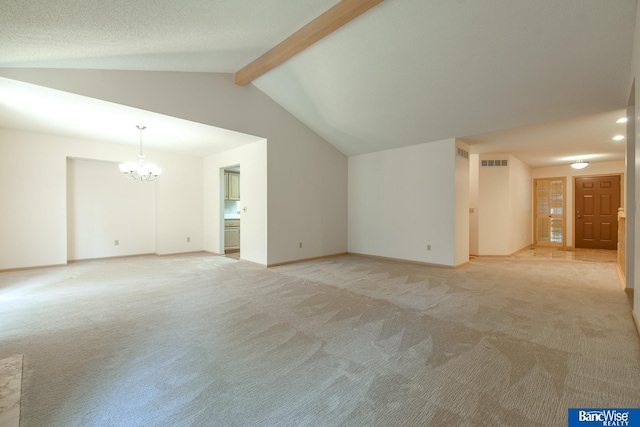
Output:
[427, 244, 431, 251]
[114, 240, 119, 246]
[299, 242, 302, 248]
[187, 237, 190, 243]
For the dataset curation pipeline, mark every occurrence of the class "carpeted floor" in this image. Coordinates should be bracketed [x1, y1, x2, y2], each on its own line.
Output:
[0, 354, 22, 427]
[0, 252, 638, 426]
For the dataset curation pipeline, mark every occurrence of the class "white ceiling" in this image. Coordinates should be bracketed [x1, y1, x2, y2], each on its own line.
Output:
[0, 77, 264, 156]
[0, 0, 636, 166]
[460, 110, 628, 168]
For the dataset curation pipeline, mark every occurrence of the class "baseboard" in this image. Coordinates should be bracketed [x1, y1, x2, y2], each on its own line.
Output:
[346, 252, 454, 268]
[1, 251, 218, 271]
[70, 251, 215, 263]
[0, 263, 67, 273]
[69, 253, 156, 263]
[633, 311, 640, 339]
[616, 263, 627, 290]
[474, 253, 518, 258]
[267, 253, 347, 268]
[157, 251, 214, 257]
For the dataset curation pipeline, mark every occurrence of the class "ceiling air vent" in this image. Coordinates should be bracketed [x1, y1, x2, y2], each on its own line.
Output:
[481, 159, 508, 167]
[456, 147, 469, 160]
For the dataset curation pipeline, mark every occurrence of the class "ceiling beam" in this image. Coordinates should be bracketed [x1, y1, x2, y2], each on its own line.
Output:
[234, 0, 384, 86]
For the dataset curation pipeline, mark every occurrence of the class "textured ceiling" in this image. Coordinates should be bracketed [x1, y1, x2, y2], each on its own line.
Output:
[0, 0, 339, 72]
[0, 0, 636, 166]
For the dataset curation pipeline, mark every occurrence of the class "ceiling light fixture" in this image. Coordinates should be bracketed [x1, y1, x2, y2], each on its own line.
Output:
[612, 135, 625, 141]
[119, 126, 162, 181]
[616, 117, 628, 124]
[570, 159, 589, 169]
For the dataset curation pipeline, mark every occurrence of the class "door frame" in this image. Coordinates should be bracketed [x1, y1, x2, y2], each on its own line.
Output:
[533, 177, 567, 248]
[572, 173, 623, 249]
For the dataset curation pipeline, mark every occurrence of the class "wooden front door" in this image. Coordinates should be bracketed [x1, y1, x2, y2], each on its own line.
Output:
[574, 175, 620, 250]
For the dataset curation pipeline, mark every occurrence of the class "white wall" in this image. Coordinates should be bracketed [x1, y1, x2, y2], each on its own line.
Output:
[348, 138, 458, 266]
[0, 128, 203, 270]
[0, 129, 68, 269]
[626, 104, 635, 290]
[509, 156, 533, 253]
[203, 140, 268, 265]
[477, 156, 511, 255]
[455, 140, 470, 266]
[477, 154, 532, 256]
[67, 158, 155, 260]
[267, 129, 348, 265]
[532, 160, 624, 248]
[153, 152, 204, 255]
[469, 154, 479, 256]
[632, 2, 640, 331]
[0, 69, 348, 267]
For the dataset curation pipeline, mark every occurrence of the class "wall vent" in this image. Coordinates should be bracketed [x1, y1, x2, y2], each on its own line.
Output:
[456, 147, 469, 160]
[481, 159, 508, 167]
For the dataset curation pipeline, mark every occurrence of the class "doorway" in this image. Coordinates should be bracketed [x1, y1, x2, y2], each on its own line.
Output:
[534, 177, 566, 247]
[221, 165, 241, 258]
[574, 175, 621, 250]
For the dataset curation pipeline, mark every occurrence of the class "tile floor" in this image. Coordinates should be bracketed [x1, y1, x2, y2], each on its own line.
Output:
[224, 251, 241, 260]
[514, 246, 618, 263]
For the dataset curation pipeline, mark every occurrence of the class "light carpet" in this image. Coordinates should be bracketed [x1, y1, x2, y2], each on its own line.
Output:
[0, 253, 638, 426]
[0, 354, 22, 427]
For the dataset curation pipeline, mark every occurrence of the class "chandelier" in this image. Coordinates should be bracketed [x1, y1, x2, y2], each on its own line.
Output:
[119, 126, 162, 181]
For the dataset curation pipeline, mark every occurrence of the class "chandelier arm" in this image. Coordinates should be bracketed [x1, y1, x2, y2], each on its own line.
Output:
[120, 125, 160, 181]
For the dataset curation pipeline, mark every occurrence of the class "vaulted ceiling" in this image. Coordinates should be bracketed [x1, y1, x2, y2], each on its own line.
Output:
[0, 0, 636, 166]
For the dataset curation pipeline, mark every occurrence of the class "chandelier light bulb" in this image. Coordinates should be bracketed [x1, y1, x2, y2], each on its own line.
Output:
[119, 126, 161, 181]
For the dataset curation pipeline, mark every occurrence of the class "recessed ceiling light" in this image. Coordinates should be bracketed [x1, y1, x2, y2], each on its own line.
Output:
[616, 117, 628, 124]
[612, 135, 625, 141]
